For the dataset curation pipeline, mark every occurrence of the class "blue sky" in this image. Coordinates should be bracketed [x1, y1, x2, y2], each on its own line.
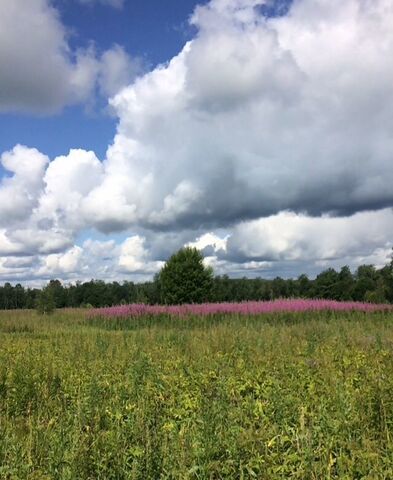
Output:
[0, 0, 392, 285]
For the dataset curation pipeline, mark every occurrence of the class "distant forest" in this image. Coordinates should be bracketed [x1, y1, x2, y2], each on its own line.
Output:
[1, 260, 392, 310]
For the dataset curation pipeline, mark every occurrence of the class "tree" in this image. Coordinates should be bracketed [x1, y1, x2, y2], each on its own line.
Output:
[297, 274, 311, 298]
[314, 268, 339, 299]
[364, 281, 387, 304]
[352, 265, 378, 301]
[335, 266, 355, 300]
[47, 279, 66, 308]
[157, 247, 213, 305]
[379, 265, 393, 303]
[36, 285, 56, 314]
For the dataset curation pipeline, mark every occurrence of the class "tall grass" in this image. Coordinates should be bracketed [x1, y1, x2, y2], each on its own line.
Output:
[0, 308, 393, 478]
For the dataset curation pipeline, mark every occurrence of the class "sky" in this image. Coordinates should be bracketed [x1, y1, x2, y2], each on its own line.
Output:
[0, 0, 392, 285]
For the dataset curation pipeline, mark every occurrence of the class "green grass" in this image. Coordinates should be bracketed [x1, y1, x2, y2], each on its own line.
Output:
[0, 309, 393, 479]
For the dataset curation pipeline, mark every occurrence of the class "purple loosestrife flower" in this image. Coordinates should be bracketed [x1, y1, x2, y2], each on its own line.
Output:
[90, 299, 392, 319]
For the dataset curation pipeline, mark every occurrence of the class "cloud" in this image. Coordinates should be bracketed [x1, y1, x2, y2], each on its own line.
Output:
[0, 0, 92, 113]
[1, 0, 393, 282]
[3, 229, 73, 257]
[0, 231, 23, 257]
[98, 45, 143, 97]
[0, 0, 137, 113]
[38, 246, 83, 277]
[0, 236, 163, 284]
[77, 0, 124, 8]
[225, 209, 393, 265]
[104, 0, 393, 229]
[119, 236, 164, 273]
[188, 232, 228, 254]
[0, 208, 392, 284]
[181, 209, 393, 278]
[0, 145, 49, 225]
[39, 148, 104, 232]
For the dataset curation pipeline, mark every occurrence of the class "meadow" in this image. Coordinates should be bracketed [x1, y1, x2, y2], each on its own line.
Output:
[0, 304, 393, 479]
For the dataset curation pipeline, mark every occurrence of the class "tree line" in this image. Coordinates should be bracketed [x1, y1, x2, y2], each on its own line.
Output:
[1, 257, 392, 310]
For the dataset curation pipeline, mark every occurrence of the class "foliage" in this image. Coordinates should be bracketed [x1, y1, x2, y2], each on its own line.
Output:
[1, 308, 393, 478]
[157, 247, 214, 304]
[364, 280, 388, 304]
[35, 285, 56, 315]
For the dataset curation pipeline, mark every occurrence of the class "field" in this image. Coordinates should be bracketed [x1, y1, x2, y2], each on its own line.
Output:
[1, 306, 393, 479]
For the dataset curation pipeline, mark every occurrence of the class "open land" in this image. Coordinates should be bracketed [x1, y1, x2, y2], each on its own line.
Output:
[1, 306, 393, 479]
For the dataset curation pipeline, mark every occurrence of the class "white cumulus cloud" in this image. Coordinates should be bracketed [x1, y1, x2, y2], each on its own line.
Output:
[0, 146, 49, 225]
[0, 0, 138, 113]
[226, 209, 393, 264]
[119, 236, 164, 273]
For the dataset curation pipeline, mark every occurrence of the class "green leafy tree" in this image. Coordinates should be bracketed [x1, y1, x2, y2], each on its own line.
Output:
[314, 268, 340, 299]
[297, 274, 311, 298]
[379, 265, 393, 302]
[336, 266, 355, 300]
[47, 279, 67, 308]
[36, 285, 56, 314]
[364, 277, 388, 304]
[158, 247, 213, 305]
[352, 265, 378, 301]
